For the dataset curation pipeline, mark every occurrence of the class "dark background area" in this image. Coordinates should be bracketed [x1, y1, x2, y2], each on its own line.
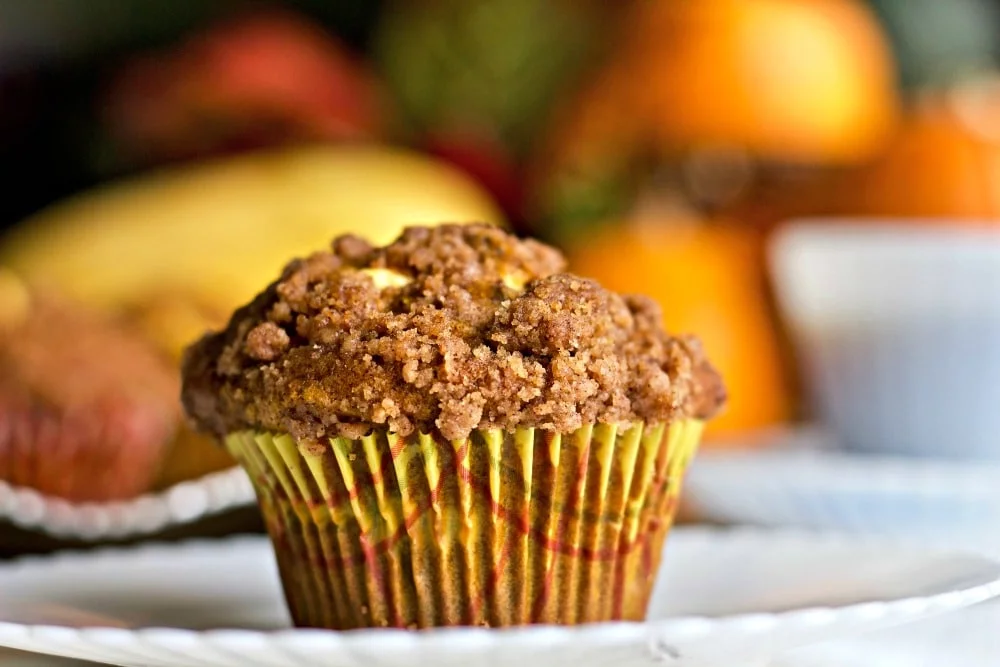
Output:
[0, 0, 384, 231]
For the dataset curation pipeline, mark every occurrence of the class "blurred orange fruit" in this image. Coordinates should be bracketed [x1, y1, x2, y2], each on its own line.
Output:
[831, 82, 1000, 218]
[624, 0, 900, 165]
[567, 220, 792, 439]
[528, 0, 901, 237]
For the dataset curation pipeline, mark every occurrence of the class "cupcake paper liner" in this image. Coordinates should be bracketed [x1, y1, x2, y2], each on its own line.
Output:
[0, 397, 172, 503]
[226, 419, 702, 629]
[0, 400, 261, 554]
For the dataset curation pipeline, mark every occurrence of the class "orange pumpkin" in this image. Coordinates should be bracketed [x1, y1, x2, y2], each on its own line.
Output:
[832, 82, 1000, 218]
[567, 220, 793, 439]
[624, 0, 900, 165]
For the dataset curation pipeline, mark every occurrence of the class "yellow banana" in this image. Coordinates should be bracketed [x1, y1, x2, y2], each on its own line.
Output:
[1, 144, 503, 312]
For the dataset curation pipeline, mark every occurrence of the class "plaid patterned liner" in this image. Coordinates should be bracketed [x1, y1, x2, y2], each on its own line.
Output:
[226, 419, 702, 629]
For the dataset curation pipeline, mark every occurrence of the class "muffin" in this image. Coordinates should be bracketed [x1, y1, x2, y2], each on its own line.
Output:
[0, 272, 178, 502]
[182, 224, 725, 629]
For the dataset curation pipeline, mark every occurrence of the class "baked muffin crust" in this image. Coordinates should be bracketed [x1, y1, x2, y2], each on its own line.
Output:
[182, 224, 725, 441]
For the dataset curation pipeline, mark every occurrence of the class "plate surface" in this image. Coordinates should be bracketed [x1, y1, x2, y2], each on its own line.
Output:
[775, 599, 1000, 666]
[0, 468, 255, 541]
[686, 428, 1000, 555]
[0, 528, 998, 667]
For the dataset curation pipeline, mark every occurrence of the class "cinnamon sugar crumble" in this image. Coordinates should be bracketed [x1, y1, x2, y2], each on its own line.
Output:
[245, 321, 290, 361]
[181, 224, 725, 441]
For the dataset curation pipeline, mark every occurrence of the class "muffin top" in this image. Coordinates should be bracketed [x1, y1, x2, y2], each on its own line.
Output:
[0, 271, 179, 444]
[182, 224, 725, 442]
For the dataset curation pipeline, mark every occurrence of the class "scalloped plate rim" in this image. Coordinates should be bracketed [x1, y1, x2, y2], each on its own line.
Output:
[0, 528, 999, 666]
[0, 466, 256, 540]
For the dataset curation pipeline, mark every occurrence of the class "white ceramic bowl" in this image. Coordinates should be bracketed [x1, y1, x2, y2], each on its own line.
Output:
[770, 221, 1000, 460]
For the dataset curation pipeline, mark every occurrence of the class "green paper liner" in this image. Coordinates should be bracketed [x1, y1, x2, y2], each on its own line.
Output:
[226, 419, 702, 629]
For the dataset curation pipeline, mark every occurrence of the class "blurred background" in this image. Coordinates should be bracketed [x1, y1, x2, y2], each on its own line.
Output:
[4, 0, 1000, 527]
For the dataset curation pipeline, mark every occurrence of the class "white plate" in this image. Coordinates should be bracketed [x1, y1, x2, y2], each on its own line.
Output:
[776, 599, 1000, 666]
[0, 529, 998, 667]
[0, 468, 255, 541]
[686, 428, 1000, 555]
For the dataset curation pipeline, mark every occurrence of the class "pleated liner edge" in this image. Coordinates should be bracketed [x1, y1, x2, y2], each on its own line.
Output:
[226, 419, 702, 629]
